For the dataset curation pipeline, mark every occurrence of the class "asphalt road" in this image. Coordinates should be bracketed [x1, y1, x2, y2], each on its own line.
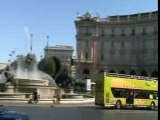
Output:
[2, 105, 158, 120]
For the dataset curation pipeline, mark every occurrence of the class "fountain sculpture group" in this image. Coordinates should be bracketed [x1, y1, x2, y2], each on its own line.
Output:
[0, 53, 61, 101]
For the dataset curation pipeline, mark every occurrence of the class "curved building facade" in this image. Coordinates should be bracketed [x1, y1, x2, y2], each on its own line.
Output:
[75, 11, 158, 80]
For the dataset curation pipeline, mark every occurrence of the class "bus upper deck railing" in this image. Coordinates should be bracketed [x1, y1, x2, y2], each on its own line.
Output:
[106, 73, 158, 81]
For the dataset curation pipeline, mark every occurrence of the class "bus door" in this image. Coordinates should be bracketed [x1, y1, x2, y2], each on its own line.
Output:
[126, 90, 134, 105]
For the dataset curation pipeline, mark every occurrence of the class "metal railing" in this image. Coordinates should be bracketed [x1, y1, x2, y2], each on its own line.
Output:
[106, 73, 158, 81]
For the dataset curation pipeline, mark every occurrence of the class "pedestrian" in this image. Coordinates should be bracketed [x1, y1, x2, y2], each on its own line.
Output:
[56, 94, 61, 104]
[33, 89, 38, 104]
[51, 95, 57, 107]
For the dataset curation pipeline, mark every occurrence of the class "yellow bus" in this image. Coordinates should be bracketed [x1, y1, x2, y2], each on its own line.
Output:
[95, 72, 158, 109]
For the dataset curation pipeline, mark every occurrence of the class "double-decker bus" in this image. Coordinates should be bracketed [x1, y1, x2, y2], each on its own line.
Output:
[95, 72, 158, 109]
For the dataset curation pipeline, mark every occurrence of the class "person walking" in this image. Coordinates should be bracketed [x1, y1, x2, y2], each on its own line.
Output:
[56, 94, 61, 104]
[51, 95, 57, 107]
[33, 89, 38, 104]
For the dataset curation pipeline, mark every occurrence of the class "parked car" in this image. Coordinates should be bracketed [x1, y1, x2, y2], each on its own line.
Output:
[0, 105, 31, 120]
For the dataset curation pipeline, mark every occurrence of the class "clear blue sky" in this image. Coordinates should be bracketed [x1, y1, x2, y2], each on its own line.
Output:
[0, 0, 158, 63]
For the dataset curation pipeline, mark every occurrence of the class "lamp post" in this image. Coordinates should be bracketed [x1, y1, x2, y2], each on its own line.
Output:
[8, 50, 15, 64]
[45, 35, 49, 58]
[46, 35, 49, 48]
[30, 34, 33, 54]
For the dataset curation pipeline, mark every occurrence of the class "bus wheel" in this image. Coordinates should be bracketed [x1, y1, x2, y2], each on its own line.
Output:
[150, 102, 155, 110]
[116, 100, 122, 109]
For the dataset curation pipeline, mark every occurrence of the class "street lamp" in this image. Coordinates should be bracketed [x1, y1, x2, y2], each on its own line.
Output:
[30, 34, 33, 54]
[8, 50, 15, 64]
[46, 35, 49, 47]
[45, 35, 49, 58]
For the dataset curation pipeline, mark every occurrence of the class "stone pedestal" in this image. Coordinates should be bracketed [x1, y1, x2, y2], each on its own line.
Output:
[1, 85, 61, 99]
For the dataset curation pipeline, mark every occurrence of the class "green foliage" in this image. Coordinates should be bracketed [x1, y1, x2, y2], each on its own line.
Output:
[38, 57, 56, 77]
[52, 57, 61, 78]
[55, 65, 73, 89]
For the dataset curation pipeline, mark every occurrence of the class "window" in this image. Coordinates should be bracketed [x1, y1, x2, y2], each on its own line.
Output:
[111, 29, 115, 36]
[131, 28, 135, 36]
[149, 94, 153, 99]
[153, 39, 157, 48]
[111, 41, 114, 48]
[142, 41, 146, 49]
[101, 54, 104, 61]
[86, 28, 89, 35]
[154, 27, 157, 34]
[85, 52, 88, 60]
[153, 92, 158, 99]
[131, 41, 135, 48]
[142, 28, 146, 35]
[101, 41, 104, 48]
[134, 90, 158, 99]
[136, 90, 148, 99]
[86, 40, 89, 47]
[101, 29, 105, 36]
[153, 52, 157, 60]
[121, 29, 125, 36]
[111, 88, 126, 98]
[121, 41, 124, 48]
[111, 88, 158, 100]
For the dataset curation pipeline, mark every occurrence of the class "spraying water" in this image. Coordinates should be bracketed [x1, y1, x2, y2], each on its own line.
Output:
[24, 26, 31, 54]
[0, 28, 57, 86]
[10, 53, 57, 86]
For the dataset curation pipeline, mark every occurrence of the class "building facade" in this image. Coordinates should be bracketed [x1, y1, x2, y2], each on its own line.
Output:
[0, 63, 8, 71]
[75, 11, 158, 80]
[44, 45, 74, 66]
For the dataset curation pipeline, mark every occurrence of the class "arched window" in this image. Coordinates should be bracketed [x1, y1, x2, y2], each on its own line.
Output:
[119, 70, 126, 74]
[129, 70, 136, 75]
[140, 70, 147, 77]
[99, 68, 105, 73]
[85, 52, 88, 60]
[131, 28, 135, 36]
[83, 68, 90, 79]
[142, 27, 146, 35]
[83, 68, 89, 74]
[86, 28, 89, 35]
[109, 69, 116, 73]
[151, 71, 158, 77]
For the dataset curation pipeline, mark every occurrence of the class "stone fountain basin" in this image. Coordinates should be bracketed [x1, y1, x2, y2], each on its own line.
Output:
[15, 77, 49, 86]
[62, 93, 94, 99]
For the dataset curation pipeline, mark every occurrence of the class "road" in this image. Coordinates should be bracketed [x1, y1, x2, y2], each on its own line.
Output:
[2, 104, 158, 120]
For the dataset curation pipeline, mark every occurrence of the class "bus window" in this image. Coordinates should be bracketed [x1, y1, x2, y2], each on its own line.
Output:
[111, 88, 126, 98]
[111, 88, 121, 98]
[149, 94, 153, 99]
[134, 90, 149, 99]
[153, 92, 158, 99]
[134, 91, 138, 98]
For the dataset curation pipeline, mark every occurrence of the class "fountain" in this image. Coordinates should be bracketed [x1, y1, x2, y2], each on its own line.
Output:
[0, 31, 94, 104]
[0, 32, 61, 102]
[0, 53, 61, 102]
[0, 54, 94, 104]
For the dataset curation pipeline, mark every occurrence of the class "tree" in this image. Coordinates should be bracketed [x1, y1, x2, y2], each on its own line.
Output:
[52, 57, 61, 78]
[55, 66, 73, 89]
[38, 56, 73, 89]
[38, 57, 56, 78]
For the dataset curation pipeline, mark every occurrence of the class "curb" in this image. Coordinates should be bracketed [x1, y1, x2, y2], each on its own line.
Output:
[0, 98, 95, 106]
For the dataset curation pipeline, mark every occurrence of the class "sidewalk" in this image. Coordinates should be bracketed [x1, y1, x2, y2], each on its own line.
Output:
[0, 98, 95, 107]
